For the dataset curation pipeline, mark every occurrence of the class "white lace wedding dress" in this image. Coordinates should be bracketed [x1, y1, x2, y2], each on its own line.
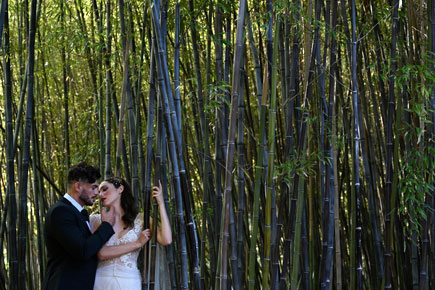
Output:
[90, 213, 144, 290]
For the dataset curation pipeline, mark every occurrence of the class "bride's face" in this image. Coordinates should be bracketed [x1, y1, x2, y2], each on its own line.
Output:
[98, 181, 123, 207]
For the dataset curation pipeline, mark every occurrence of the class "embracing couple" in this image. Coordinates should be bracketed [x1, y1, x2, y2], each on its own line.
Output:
[41, 162, 172, 290]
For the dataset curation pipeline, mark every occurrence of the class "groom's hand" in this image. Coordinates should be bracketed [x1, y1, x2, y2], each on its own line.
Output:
[101, 206, 116, 226]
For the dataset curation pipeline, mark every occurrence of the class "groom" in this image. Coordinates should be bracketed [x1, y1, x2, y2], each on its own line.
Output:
[42, 162, 115, 290]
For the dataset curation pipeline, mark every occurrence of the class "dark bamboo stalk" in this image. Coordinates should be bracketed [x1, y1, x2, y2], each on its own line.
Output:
[384, 1, 400, 288]
[150, 4, 190, 287]
[3, 1, 18, 287]
[31, 120, 44, 287]
[61, 0, 70, 170]
[18, 0, 37, 288]
[201, 3, 213, 289]
[149, 110, 162, 290]
[350, 1, 362, 289]
[12, 64, 27, 156]
[278, 3, 301, 289]
[187, 1, 214, 288]
[91, 0, 105, 173]
[104, 0, 113, 178]
[236, 44, 246, 290]
[429, 2, 435, 288]
[216, 0, 246, 288]
[361, 41, 384, 288]
[118, 0, 139, 204]
[320, 1, 337, 288]
[115, 38, 129, 179]
[214, 2, 224, 253]
[142, 43, 156, 290]
[174, 1, 181, 139]
[0, 0, 7, 50]
[151, 4, 202, 287]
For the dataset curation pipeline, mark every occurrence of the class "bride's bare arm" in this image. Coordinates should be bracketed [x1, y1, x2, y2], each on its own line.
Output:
[97, 229, 151, 261]
[151, 181, 172, 246]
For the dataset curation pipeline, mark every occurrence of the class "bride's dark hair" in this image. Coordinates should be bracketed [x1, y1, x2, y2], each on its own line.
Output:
[104, 177, 138, 229]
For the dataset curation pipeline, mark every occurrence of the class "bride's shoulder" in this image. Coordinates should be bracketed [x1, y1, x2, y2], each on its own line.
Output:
[134, 212, 144, 228]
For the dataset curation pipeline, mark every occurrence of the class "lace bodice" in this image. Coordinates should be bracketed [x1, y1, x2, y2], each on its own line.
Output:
[90, 213, 144, 271]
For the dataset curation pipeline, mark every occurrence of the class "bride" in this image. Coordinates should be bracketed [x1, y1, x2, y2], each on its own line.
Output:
[90, 177, 172, 290]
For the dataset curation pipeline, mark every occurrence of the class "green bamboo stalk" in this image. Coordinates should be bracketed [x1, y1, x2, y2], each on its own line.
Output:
[263, 18, 280, 290]
[290, 0, 321, 287]
[290, 171, 307, 290]
[248, 65, 268, 290]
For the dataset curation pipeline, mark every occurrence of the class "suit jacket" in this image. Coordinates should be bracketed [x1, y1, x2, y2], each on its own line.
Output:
[42, 197, 114, 290]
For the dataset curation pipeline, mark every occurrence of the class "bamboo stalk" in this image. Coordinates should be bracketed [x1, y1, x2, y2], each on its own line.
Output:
[3, 2, 18, 287]
[290, 0, 321, 288]
[216, 1, 246, 288]
[384, 1, 400, 288]
[263, 17, 280, 290]
[350, 1, 362, 289]
[150, 5, 190, 287]
[248, 65, 268, 290]
[18, 0, 37, 287]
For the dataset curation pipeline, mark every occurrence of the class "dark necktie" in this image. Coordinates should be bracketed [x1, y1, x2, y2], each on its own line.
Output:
[81, 209, 89, 222]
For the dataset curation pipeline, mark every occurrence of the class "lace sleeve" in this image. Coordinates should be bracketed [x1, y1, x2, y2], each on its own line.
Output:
[90, 214, 101, 233]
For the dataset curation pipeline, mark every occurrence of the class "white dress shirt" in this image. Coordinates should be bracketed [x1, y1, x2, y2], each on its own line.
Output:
[64, 193, 91, 230]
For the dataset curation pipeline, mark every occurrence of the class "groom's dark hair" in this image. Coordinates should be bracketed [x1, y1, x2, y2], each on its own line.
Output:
[67, 162, 101, 188]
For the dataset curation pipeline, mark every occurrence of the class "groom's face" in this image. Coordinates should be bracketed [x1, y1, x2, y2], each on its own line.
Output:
[78, 181, 100, 206]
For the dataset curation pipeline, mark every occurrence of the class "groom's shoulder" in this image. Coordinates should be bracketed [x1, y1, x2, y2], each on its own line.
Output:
[46, 198, 75, 218]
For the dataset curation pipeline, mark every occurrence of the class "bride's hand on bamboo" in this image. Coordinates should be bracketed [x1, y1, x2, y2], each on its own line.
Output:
[152, 180, 164, 206]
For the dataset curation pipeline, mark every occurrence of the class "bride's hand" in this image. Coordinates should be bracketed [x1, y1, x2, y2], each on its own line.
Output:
[136, 228, 151, 247]
[152, 180, 164, 206]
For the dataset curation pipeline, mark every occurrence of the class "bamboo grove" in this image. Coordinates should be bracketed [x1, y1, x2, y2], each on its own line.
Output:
[0, 0, 434, 289]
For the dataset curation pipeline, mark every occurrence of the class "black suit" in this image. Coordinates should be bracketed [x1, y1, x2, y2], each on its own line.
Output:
[42, 197, 114, 290]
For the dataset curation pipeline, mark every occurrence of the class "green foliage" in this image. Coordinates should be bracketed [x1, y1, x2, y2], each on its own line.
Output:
[398, 145, 435, 235]
[275, 150, 323, 184]
[206, 82, 231, 113]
